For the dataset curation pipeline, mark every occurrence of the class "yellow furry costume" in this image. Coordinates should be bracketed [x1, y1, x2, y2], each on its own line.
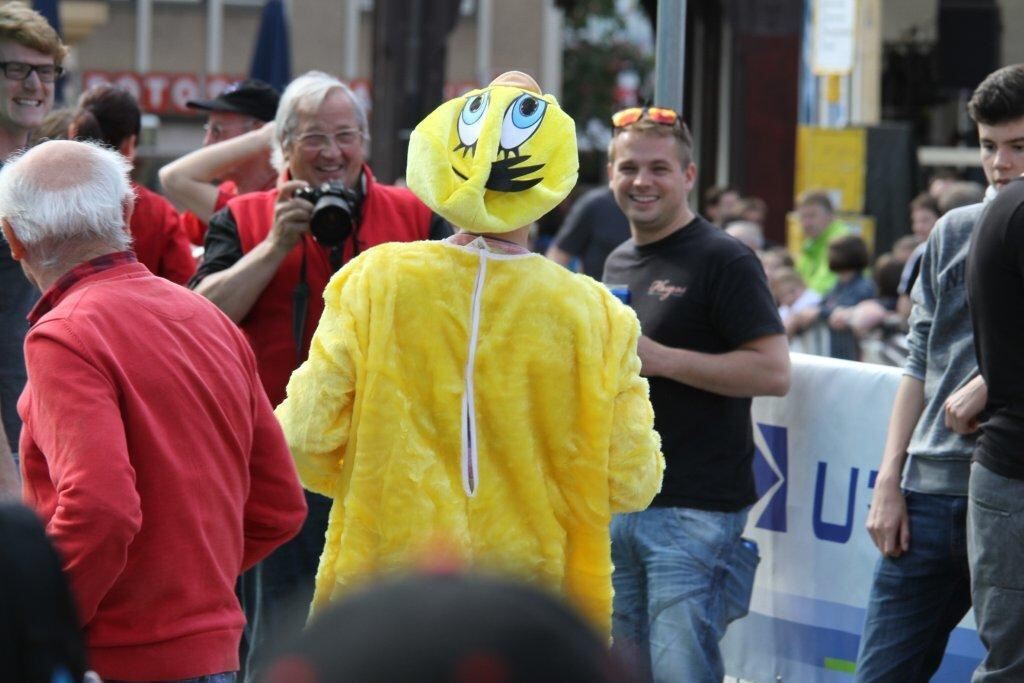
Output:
[275, 72, 663, 635]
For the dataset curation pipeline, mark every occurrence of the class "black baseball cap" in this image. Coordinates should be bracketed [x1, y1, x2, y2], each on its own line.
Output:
[186, 79, 280, 122]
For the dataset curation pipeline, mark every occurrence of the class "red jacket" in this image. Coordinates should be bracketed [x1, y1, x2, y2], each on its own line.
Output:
[19, 257, 306, 681]
[130, 181, 196, 284]
[230, 166, 433, 406]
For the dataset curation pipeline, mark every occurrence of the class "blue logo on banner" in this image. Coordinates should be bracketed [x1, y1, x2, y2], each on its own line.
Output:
[753, 423, 787, 532]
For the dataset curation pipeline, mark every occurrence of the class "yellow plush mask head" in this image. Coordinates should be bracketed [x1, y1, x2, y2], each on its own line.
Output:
[407, 71, 578, 234]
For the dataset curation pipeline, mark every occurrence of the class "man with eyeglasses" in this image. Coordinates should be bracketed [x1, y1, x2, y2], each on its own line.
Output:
[188, 70, 447, 677]
[0, 1, 65, 495]
[602, 107, 790, 683]
[160, 79, 281, 246]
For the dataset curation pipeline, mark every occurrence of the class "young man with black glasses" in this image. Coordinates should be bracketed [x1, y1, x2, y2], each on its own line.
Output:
[602, 107, 790, 683]
[0, 1, 65, 496]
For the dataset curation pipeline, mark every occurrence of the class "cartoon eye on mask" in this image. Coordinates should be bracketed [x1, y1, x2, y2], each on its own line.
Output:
[499, 94, 547, 158]
[455, 91, 490, 157]
[448, 89, 546, 192]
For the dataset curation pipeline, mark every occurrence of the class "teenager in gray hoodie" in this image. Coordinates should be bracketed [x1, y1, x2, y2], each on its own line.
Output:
[855, 64, 1024, 682]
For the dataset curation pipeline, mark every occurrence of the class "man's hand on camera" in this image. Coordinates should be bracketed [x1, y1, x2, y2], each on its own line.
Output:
[270, 179, 314, 253]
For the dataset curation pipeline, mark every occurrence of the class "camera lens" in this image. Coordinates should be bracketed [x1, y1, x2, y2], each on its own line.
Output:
[310, 194, 354, 247]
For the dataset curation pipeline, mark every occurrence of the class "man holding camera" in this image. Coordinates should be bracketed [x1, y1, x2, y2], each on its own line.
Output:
[189, 70, 446, 675]
[191, 70, 447, 404]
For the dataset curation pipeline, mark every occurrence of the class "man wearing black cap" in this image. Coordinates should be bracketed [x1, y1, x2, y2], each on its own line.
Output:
[160, 79, 280, 245]
[188, 78, 278, 144]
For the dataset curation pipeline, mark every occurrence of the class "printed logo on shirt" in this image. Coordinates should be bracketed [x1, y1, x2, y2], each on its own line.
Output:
[647, 279, 687, 301]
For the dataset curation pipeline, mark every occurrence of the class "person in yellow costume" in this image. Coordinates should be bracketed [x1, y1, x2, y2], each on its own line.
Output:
[275, 71, 664, 635]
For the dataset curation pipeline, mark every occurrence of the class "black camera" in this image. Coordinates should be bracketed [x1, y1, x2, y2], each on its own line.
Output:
[294, 182, 359, 247]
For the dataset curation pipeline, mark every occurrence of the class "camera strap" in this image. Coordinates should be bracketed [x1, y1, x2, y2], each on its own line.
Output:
[350, 222, 361, 259]
[292, 240, 310, 368]
[292, 230, 355, 368]
[329, 245, 343, 272]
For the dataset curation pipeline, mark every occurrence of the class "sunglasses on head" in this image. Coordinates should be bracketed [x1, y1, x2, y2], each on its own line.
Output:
[611, 106, 681, 129]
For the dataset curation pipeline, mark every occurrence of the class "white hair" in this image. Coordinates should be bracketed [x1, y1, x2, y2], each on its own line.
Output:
[0, 139, 134, 268]
[271, 70, 370, 172]
[724, 220, 765, 251]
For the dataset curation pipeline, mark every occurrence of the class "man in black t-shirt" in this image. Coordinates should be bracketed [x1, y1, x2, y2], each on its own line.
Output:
[967, 166, 1024, 679]
[602, 107, 789, 683]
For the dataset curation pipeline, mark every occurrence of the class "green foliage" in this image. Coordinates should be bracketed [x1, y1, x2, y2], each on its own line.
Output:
[562, 42, 653, 127]
[562, 0, 621, 30]
[560, 2, 653, 181]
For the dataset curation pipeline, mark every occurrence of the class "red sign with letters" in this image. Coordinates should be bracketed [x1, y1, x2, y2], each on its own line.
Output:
[82, 71, 246, 116]
[82, 71, 482, 117]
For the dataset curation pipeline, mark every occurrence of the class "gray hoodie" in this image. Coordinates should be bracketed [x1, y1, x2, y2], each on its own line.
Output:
[903, 201, 986, 496]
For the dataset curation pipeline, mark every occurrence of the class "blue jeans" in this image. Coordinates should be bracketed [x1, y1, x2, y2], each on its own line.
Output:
[105, 673, 235, 683]
[968, 462, 1024, 682]
[242, 490, 331, 680]
[611, 505, 750, 683]
[855, 491, 971, 683]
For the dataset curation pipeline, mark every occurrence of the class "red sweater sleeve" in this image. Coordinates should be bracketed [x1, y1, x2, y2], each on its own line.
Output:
[156, 205, 197, 285]
[241, 387, 307, 571]
[24, 324, 143, 624]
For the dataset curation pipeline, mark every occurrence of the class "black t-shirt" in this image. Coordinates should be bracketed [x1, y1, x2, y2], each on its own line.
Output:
[0, 249, 35, 452]
[603, 217, 784, 511]
[0, 156, 34, 453]
[967, 177, 1024, 480]
[552, 187, 630, 279]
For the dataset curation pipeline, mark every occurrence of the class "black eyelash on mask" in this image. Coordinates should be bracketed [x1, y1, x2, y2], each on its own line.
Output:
[453, 141, 478, 158]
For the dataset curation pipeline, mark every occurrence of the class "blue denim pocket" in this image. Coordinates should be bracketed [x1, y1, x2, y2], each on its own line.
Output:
[722, 537, 759, 625]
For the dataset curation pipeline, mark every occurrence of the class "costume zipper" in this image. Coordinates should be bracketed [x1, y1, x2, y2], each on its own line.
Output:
[461, 250, 487, 497]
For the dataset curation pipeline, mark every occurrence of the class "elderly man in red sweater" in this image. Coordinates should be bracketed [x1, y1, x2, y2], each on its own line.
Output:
[0, 138, 307, 683]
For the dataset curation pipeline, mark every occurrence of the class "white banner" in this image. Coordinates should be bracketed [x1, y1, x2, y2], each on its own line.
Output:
[722, 353, 983, 681]
[812, 0, 856, 75]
